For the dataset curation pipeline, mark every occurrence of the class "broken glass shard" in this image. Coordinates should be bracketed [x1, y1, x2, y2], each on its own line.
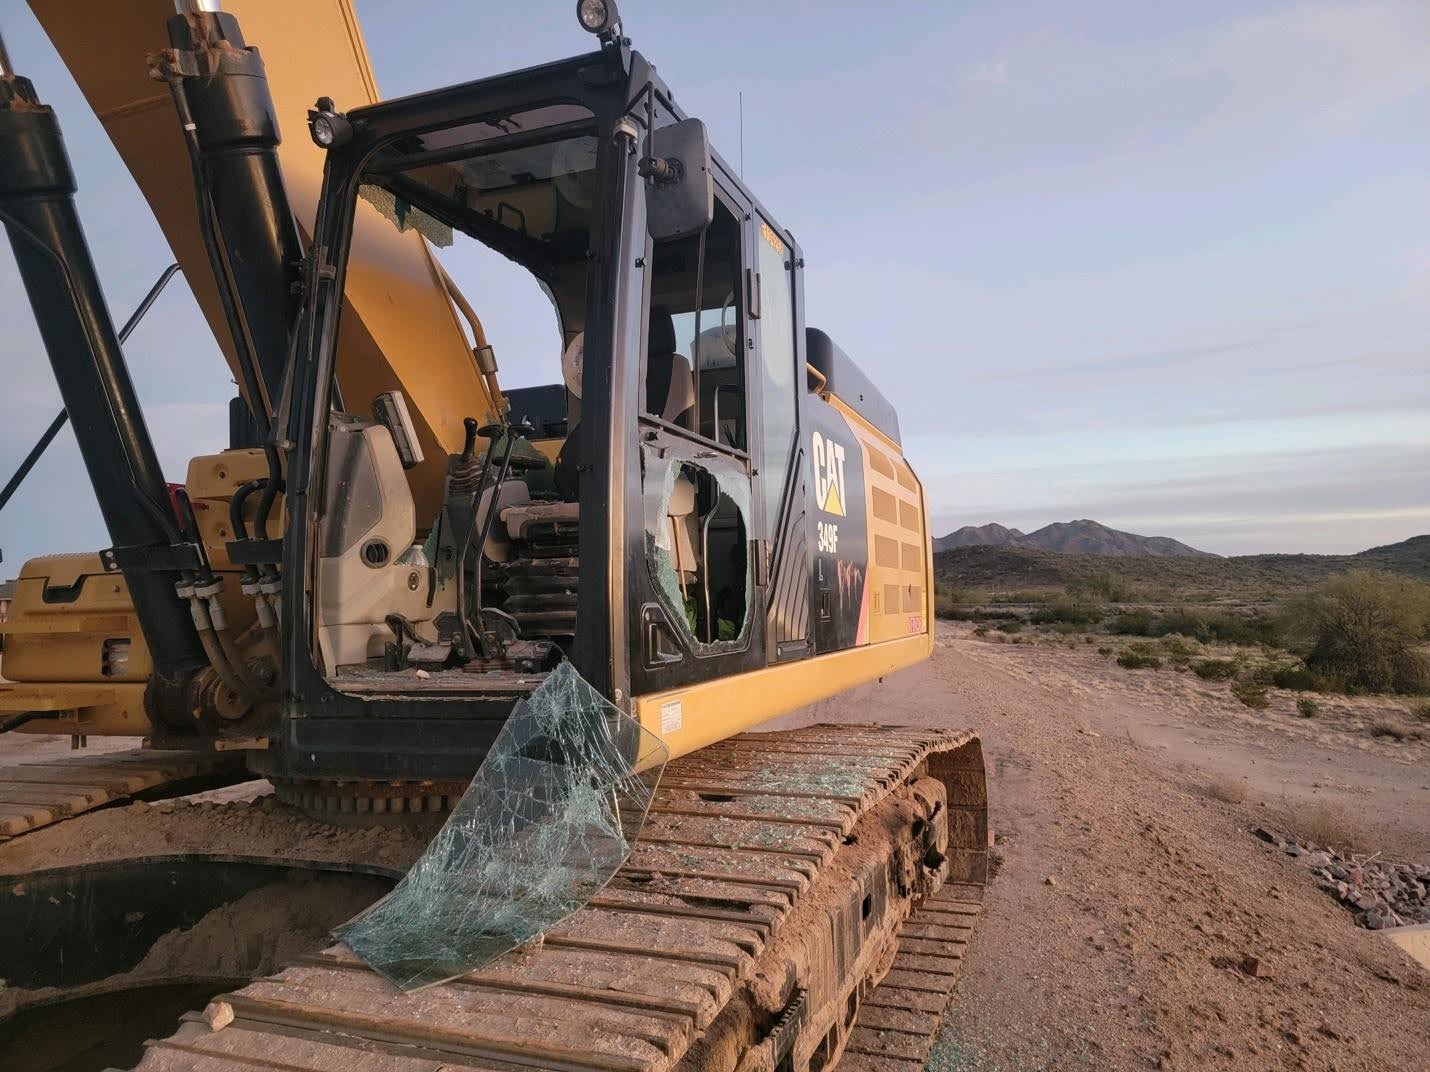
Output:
[335, 660, 669, 990]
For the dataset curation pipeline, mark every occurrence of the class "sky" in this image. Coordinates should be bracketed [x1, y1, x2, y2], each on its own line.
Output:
[1, 0, 1427, 570]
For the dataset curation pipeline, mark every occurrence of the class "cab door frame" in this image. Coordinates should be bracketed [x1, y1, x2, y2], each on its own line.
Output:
[626, 152, 766, 698]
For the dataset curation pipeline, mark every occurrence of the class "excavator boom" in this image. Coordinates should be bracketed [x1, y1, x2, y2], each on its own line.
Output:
[28, 0, 502, 517]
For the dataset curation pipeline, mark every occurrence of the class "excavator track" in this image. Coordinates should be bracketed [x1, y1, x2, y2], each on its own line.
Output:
[0, 747, 247, 839]
[126, 724, 987, 1072]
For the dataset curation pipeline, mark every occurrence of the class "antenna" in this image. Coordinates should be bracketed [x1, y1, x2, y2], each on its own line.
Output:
[738, 91, 744, 178]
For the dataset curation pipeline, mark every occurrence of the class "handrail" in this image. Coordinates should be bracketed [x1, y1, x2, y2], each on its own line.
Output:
[0, 262, 182, 516]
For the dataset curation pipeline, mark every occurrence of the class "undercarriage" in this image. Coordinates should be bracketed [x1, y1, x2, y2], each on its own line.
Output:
[0, 725, 986, 1072]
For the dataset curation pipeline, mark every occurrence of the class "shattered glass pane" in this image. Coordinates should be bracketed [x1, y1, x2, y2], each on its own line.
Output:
[335, 661, 669, 990]
[642, 447, 754, 652]
[359, 183, 454, 247]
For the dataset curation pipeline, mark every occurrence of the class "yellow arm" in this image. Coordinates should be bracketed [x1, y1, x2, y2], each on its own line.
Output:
[27, 0, 500, 519]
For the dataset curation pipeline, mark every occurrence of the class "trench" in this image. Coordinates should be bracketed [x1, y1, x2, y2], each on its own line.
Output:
[0, 855, 397, 1072]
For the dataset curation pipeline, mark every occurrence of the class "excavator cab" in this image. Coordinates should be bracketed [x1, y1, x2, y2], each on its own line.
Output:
[256, 38, 807, 798]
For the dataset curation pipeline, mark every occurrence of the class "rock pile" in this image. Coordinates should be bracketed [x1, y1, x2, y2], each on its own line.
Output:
[1254, 827, 1430, 930]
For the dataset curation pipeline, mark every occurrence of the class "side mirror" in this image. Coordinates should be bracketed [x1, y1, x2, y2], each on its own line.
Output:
[642, 118, 714, 242]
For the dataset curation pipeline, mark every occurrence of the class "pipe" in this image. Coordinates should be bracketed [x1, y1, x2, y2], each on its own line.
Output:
[0, 63, 207, 708]
[0, 711, 50, 735]
[436, 262, 507, 414]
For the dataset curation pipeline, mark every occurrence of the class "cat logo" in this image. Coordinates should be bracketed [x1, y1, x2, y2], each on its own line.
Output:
[811, 431, 848, 517]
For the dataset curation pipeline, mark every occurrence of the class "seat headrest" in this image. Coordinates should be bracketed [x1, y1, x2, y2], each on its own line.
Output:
[650, 305, 677, 355]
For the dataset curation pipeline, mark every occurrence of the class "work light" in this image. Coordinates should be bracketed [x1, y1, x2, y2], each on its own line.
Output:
[577, 0, 620, 36]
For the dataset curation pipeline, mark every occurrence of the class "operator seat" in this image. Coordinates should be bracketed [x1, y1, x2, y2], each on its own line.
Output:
[501, 308, 697, 543]
[646, 305, 695, 426]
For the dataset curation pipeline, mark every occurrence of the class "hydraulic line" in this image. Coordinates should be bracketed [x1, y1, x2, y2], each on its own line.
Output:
[173, 488, 258, 703]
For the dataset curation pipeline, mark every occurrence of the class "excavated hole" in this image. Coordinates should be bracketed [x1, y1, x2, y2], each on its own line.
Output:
[0, 855, 395, 1072]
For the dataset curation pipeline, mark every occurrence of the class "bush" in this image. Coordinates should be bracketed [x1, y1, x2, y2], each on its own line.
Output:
[993, 620, 1023, 635]
[1192, 658, 1238, 681]
[1269, 665, 1320, 691]
[1067, 573, 1141, 603]
[1412, 701, 1430, 724]
[989, 590, 1051, 604]
[934, 584, 968, 621]
[1031, 597, 1104, 626]
[1108, 609, 1156, 636]
[1117, 650, 1162, 670]
[1097, 646, 1113, 657]
[967, 608, 1022, 622]
[1279, 571, 1430, 694]
[1231, 680, 1269, 709]
[1296, 697, 1320, 718]
[972, 625, 989, 637]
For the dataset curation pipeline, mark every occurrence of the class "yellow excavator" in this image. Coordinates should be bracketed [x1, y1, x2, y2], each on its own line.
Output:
[0, 3, 987, 1070]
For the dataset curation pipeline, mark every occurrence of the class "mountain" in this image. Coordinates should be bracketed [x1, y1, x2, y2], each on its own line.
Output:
[934, 523, 1024, 551]
[934, 519, 1212, 558]
[933, 533, 1430, 602]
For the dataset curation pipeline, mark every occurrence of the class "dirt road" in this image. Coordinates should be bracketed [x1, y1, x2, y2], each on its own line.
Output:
[5, 621, 1426, 1071]
[772, 624, 1430, 1071]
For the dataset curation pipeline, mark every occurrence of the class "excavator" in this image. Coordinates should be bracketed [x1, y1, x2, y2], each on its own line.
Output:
[0, 2, 987, 1071]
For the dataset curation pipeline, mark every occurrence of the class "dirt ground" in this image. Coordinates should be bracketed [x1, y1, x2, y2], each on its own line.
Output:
[771, 622, 1430, 1071]
[4, 621, 1428, 1071]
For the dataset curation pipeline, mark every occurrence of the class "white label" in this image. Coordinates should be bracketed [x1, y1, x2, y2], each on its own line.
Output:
[660, 699, 683, 736]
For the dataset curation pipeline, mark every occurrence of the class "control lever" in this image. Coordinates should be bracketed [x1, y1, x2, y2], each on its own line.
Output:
[453, 421, 504, 659]
[460, 416, 480, 463]
[464, 418, 536, 661]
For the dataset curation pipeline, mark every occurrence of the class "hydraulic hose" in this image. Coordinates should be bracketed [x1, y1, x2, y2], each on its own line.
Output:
[174, 488, 260, 702]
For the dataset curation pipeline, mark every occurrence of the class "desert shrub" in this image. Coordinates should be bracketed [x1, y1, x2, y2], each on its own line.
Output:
[1205, 776, 1250, 804]
[1149, 608, 1278, 646]
[1108, 609, 1156, 636]
[1368, 720, 1414, 741]
[1211, 611, 1280, 646]
[1231, 680, 1269, 709]
[1192, 658, 1238, 681]
[1269, 665, 1320, 691]
[1031, 597, 1104, 626]
[1296, 697, 1320, 718]
[1096, 646, 1113, 657]
[1067, 573, 1141, 603]
[1117, 650, 1162, 670]
[1158, 634, 1201, 666]
[1292, 803, 1371, 852]
[934, 584, 969, 620]
[967, 608, 1022, 622]
[993, 620, 1023, 635]
[1279, 571, 1430, 694]
[1156, 608, 1209, 640]
[971, 625, 989, 637]
[1412, 701, 1430, 723]
[989, 590, 1050, 604]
